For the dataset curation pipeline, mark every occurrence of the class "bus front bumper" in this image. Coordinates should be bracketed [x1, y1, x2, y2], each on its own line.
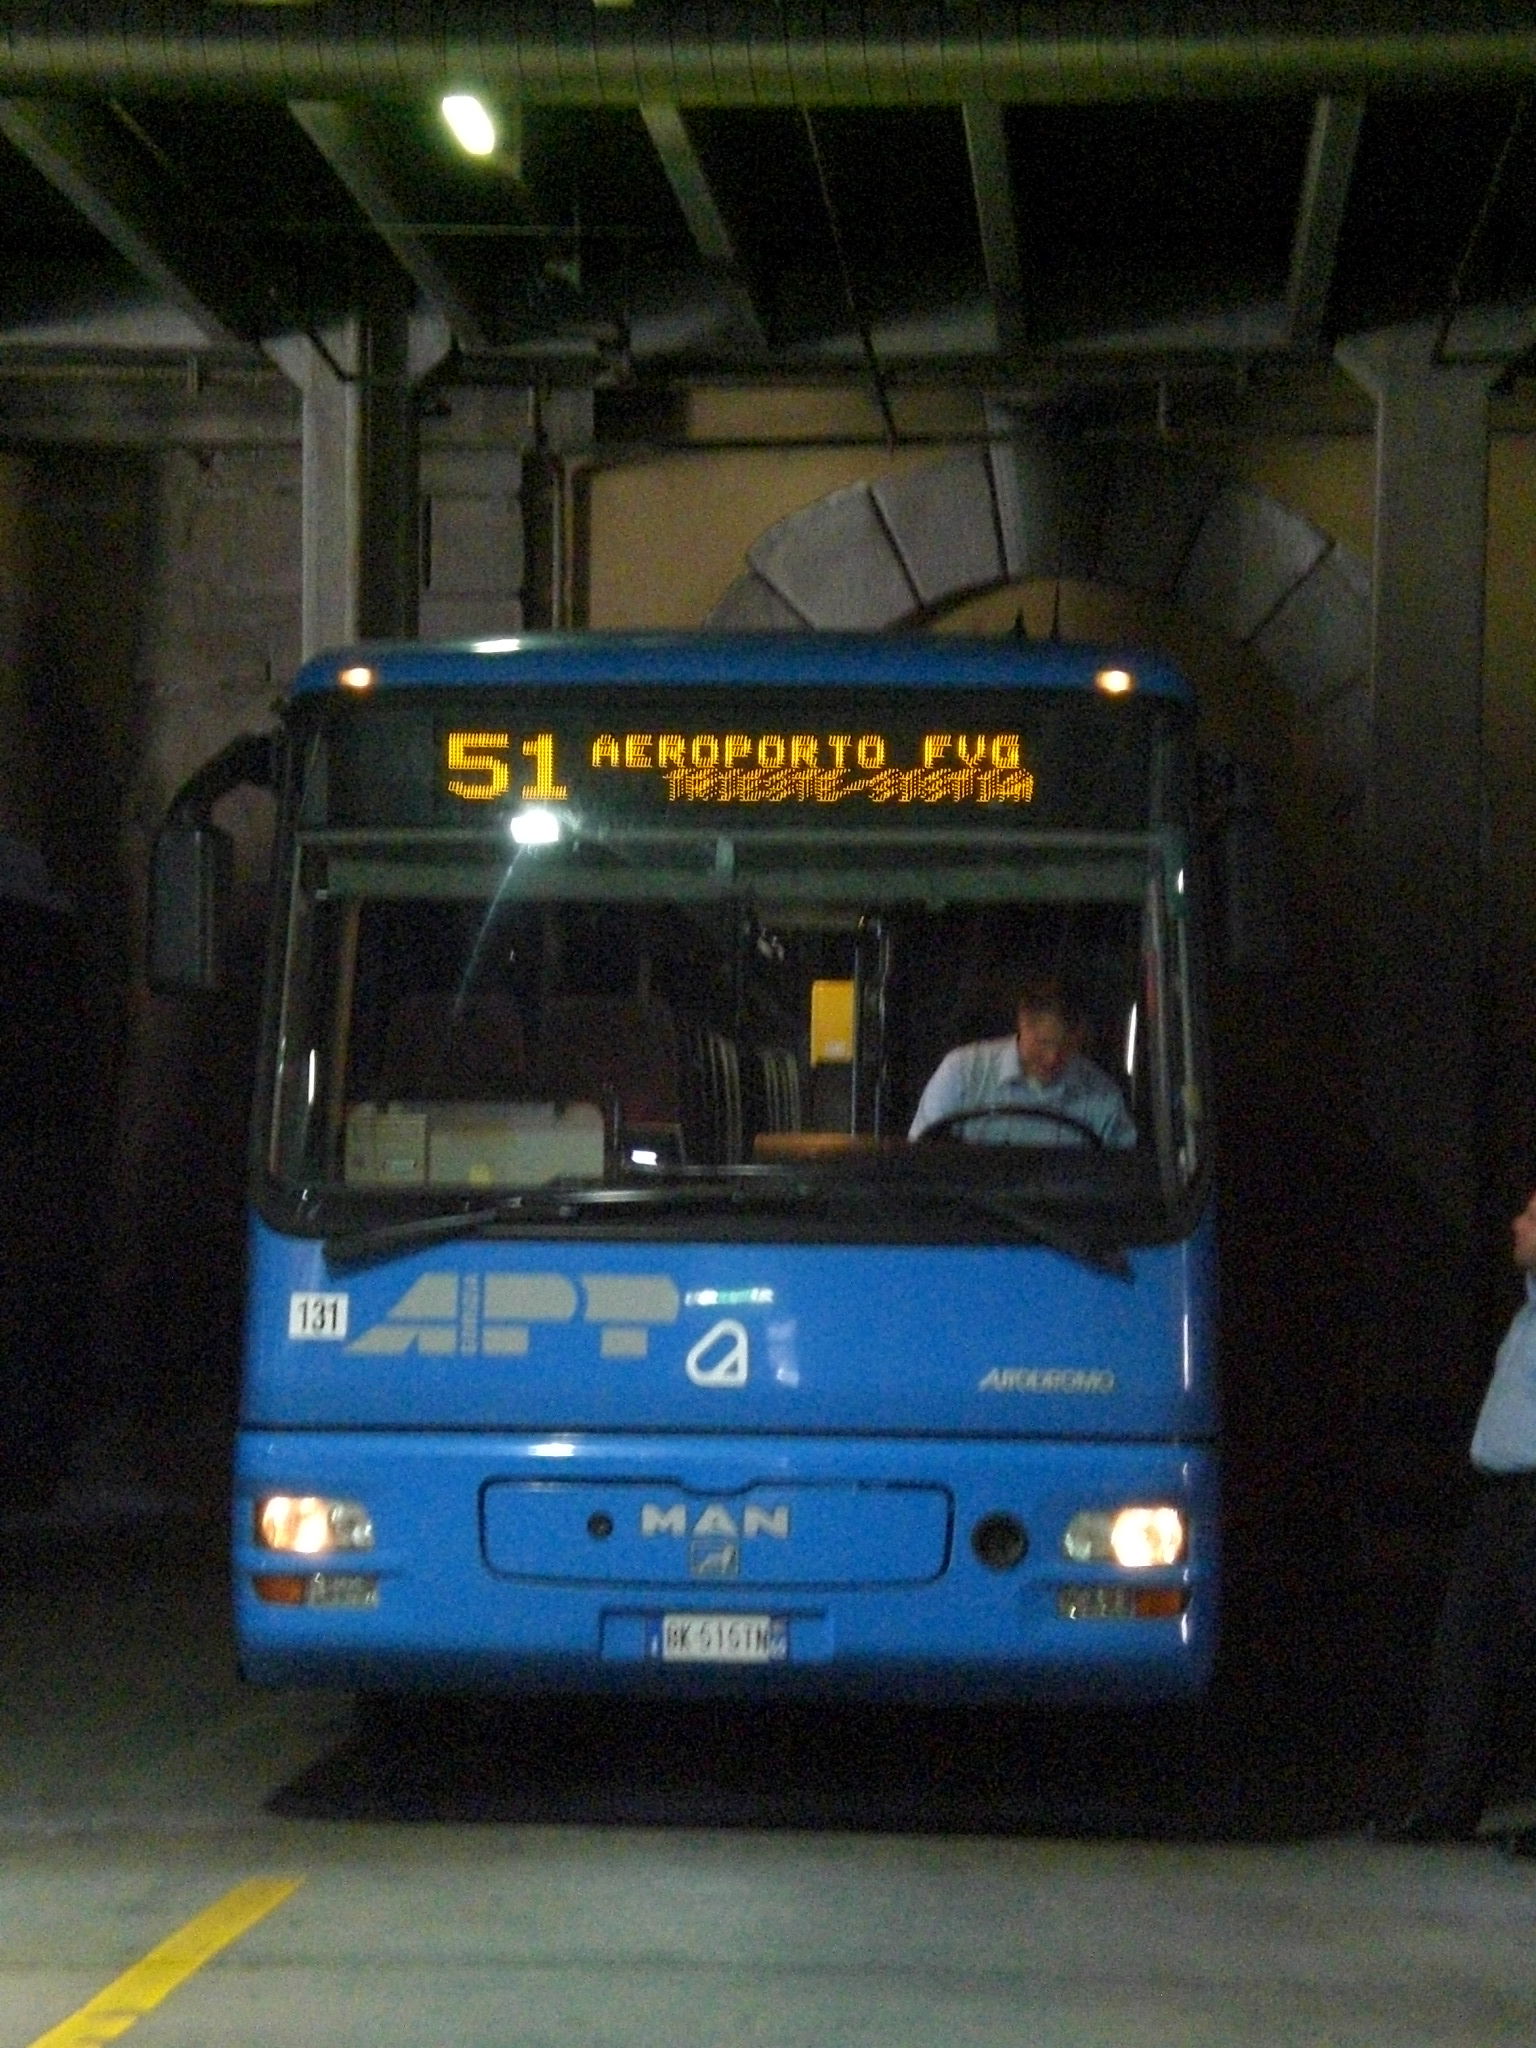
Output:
[233, 1428, 1218, 1704]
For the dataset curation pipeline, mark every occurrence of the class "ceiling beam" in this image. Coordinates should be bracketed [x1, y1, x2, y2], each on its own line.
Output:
[1286, 94, 1364, 347]
[639, 102, 768, 350]
[962, 101, 1027, 362]
[288, 101, 488, 354]
[0, 97, 249, 348]
[640, 104, 736, 266]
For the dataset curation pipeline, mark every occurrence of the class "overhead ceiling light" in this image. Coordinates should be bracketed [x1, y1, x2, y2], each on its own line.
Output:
[442, 95, 497, 158]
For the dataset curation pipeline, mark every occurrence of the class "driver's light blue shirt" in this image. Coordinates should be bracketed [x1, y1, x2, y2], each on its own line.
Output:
[908, 1034, 1137, 1146]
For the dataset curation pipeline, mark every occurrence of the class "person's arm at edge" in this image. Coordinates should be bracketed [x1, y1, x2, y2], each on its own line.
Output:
[908, 1045, 969, 1139]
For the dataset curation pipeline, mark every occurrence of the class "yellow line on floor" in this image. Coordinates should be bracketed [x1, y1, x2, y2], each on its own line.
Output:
[27, 1876, 304, 2048]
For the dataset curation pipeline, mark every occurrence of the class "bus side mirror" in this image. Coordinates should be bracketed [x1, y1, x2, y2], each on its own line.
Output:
[148, 820, 233, 992]
[146, 730, 276, 993]
[1202, 756, 1290, 980]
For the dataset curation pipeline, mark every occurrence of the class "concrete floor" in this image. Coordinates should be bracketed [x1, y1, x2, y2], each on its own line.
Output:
[1, 1494, 1534, 2048]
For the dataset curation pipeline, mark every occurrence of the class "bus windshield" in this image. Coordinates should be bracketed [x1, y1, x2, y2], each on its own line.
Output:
[262, 682, 1204, 1243]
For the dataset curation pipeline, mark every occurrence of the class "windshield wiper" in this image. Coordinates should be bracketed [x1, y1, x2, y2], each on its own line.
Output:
[967, 1197, 1132, 1277]
[321, 1177, 802, 1268]
[325, 1201, 514, 1269]
[901, 1185, 1133, 1278]
[320, 1175, 1132, 1277]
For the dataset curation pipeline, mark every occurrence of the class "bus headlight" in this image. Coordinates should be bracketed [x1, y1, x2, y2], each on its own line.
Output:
[1063, 1506, 1186, 1567]
[256, 1495, 375, 1554]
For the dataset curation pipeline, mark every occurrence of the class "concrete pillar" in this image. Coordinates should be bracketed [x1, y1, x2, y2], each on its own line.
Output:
[268, 303, 447, 656]
[529, 389, 595, 630]
[419, 447, 525, 639]
[1337, 327, 1495, 1394]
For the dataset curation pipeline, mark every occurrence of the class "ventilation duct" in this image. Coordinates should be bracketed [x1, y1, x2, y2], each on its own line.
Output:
[0, 2, 1531, 102]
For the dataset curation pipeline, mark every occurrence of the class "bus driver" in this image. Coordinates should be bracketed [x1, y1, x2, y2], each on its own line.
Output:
[908, 975, 1136, 1148]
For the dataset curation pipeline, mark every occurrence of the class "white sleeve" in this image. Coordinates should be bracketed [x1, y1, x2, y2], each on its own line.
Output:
[1086, 1068, 1137, 1147]
[908, 1047, 968, 1139]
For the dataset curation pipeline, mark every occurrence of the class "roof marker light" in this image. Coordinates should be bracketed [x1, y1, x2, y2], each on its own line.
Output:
[442, 95, 497, 157]
[1095, 667, 1135, 696]
[338, 665, 375, 691]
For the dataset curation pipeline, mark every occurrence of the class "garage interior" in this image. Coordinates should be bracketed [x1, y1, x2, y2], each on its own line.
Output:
[0, 4, 1532, 1552]
[0, 0, 1531, 1808]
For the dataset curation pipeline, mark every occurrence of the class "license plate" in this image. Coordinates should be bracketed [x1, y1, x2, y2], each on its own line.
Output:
[650, 1613, 788, 1664]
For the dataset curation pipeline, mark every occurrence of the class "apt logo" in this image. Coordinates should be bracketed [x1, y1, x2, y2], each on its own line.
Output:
[686, 1318, 749, 1387]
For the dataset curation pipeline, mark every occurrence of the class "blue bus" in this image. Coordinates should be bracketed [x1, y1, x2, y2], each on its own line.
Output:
[153, 633, 1231, 1702]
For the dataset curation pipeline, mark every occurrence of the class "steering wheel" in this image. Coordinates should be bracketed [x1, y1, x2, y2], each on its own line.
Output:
[914, 1103, 1106, 1148]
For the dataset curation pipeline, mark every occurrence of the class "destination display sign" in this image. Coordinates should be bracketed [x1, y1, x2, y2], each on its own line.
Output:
[315, 685, 1163, 832]
[440, 724, 1035, 809]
